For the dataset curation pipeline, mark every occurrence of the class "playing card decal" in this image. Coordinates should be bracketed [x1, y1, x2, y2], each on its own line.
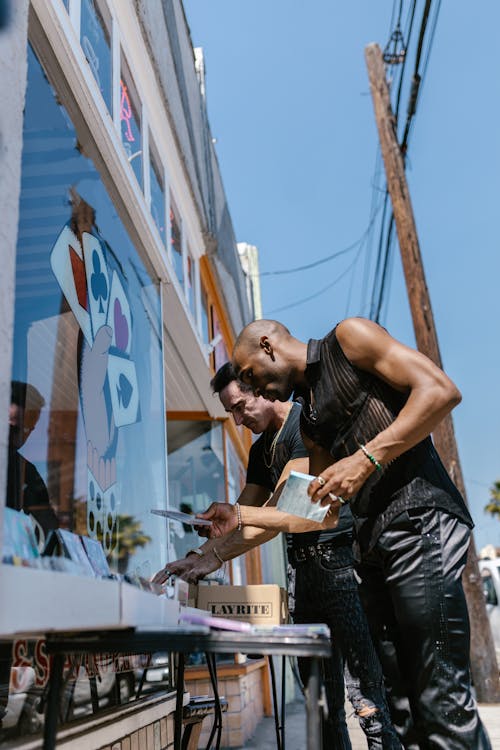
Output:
[51, 219, 141, 554]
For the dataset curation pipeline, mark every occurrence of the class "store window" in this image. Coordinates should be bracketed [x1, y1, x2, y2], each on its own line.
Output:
[149, 135, 166, 247]
[120, 57, 142, 189]
[7, 45, 167, 575]
[2, 42, 170, 743]
[225, 436, 246, 585]
[200, 284, 211, 347]
[166, 420, 225, 566]
[169, 193, 183, 288]
[80, 0, 112, 113]
[211, 309, 229, 371]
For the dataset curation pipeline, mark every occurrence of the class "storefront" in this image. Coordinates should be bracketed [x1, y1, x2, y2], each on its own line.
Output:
[0, 1, 272, 747]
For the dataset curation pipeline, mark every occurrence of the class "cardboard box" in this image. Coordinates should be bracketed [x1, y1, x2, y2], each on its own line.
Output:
[196, 584, 288, 625]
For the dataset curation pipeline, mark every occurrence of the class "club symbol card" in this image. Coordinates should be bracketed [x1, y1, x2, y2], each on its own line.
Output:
[107, 354, 139, 427]
[50, 224, 93, 345]
[107, 271, 132, 356]
[83, 232, 110, 338]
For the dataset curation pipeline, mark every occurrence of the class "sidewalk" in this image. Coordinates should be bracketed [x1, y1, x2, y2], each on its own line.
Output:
[242, 699, 500, 749]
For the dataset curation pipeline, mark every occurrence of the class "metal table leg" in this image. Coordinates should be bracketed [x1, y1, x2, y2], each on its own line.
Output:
[281, 655, 286, 750]
[174, 653, 185, 750]
[204, 653, 223, 750]
[305, 657, 321, 750]
[268, 656, 282, 750]
[43, 652, 64, 750]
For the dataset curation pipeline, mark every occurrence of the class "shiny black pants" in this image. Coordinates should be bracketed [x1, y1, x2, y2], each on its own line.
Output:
[293, 544, 401, 749]
[357, 508, 491, 750]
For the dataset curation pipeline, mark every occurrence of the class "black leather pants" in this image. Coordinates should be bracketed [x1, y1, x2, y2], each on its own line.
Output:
[357, 508, 491, 750]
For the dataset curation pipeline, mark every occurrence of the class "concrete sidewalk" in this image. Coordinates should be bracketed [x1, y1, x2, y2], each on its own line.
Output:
[242, 699, 500, 749]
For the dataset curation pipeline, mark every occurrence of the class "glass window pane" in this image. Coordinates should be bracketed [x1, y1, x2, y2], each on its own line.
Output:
[80, 0, 112, 112]
[186, 253, 196, 319]
[149, 138, 166, 247]
[169, 194, 183, 287]
[166, 420, 225, 566]
[200, 285, 210, 346]
[120, 60, 142, 189]
[8, 45, 167, 577]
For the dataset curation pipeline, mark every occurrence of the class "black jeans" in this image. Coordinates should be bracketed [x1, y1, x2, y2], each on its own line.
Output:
[357, 508, 491, 750]
[293, 544, 401, 749]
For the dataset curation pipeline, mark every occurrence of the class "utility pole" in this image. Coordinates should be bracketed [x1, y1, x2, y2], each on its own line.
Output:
[365, 42, 500, 702]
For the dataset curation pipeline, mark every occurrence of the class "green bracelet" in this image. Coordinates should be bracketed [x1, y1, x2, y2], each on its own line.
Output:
[358, 443, 383, 473]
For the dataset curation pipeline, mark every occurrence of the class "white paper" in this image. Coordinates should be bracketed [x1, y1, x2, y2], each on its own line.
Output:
[277, 470, 329, 522]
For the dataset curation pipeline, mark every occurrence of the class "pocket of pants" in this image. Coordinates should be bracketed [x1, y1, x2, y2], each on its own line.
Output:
[316, 559, 357, 590]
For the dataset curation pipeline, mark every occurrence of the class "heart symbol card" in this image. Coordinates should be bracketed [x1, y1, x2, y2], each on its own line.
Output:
[107, 271, 132, 356]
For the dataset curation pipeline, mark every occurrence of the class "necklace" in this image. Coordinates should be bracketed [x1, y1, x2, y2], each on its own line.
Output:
[264, 403, 293, 468]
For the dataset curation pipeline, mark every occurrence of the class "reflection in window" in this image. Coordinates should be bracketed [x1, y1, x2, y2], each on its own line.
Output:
[120, 59, 142, 188]
[149, 137, 166, 247]
[169, 193, 183, 287]
[166, 420, 225, 562]
[225, 437, 246, 585]
[10, 46, 167, 573]
[186, 252, 196, 319]
[212, 309, 229, 372]
[80, 0, 112, 112]
[3, 43, 170, 744]
[200, 284, 211, 346]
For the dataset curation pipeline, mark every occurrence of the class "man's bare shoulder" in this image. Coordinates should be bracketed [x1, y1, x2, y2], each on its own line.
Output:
[335, 317, 390, 366]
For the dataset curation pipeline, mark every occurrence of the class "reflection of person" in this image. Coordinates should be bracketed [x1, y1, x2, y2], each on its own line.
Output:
[7, 381, 58, 540]
[154, 363, 400, 749]
[203, 317, 490, 749]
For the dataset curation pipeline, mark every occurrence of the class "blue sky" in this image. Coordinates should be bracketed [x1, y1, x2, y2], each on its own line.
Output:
[184, 0, 500, 551]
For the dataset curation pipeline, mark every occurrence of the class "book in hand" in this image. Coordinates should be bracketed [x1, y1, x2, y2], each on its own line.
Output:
[151, 509, 213, 527]
[276, 470, 329, 523]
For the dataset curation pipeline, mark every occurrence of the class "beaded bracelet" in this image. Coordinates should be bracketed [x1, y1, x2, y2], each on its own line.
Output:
[358, 443, 383, 473]
[235, 502, 242, 531]
[213, 547, 225, 565]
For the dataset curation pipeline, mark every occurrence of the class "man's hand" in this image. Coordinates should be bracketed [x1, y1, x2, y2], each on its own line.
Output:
[195, 503, 238, 538]
[151, 554, 198, 584]
[308, 452, 374, 506]
[180, 551, 222, 584]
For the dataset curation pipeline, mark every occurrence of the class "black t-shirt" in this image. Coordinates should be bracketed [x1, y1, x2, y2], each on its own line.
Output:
[246, 402, 353, 548]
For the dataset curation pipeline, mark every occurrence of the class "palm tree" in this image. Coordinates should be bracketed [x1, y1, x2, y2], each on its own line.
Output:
[484, 480, 500, 520]
[110, 515, 151, 574]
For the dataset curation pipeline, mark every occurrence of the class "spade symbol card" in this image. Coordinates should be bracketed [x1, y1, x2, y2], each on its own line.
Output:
[107, 271, 132, 356]
[83, 232, 110, 338]
[107, 354, 140, 427]
[102, 483, 119, 554]
[50, 225, 93, 345]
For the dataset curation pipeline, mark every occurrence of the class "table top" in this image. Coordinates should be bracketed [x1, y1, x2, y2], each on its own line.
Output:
[44, 626, 332, 659]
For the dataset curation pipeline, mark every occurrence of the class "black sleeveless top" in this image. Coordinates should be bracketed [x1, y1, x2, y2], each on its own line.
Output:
[296, 328, 473, 552]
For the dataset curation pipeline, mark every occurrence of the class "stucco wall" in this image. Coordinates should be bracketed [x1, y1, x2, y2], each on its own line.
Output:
[0, 0, 30, 550]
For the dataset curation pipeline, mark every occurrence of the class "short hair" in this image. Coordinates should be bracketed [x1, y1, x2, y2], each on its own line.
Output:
[11, 381, 45, 412]
[210, 362, 252, 395]
[234, 319, 290, 353]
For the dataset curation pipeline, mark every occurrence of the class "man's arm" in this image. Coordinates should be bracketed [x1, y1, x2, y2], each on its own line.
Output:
[308, 317, 462, 504]
[196, 457, 339, 538]
[152, 484, 272, 583]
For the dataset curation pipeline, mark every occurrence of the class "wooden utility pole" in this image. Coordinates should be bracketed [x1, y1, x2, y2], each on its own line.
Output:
[365, 42, 500, 702]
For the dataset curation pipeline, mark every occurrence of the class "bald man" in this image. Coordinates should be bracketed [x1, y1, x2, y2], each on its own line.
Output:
[199, 317, 490, 750]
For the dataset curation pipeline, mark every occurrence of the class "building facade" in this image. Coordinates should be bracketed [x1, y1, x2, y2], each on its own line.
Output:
[0, 1, 274, 747]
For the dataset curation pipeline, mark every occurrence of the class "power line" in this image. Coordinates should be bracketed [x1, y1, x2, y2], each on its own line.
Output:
[266, 243, 365, 315]
[258, 213, 379, 277]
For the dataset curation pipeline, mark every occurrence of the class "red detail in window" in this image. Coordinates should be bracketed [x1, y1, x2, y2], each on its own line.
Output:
[120, 79, 135, 143]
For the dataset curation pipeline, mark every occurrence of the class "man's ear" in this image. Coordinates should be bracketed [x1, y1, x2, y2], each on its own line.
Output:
[259, 336, 275, 361]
